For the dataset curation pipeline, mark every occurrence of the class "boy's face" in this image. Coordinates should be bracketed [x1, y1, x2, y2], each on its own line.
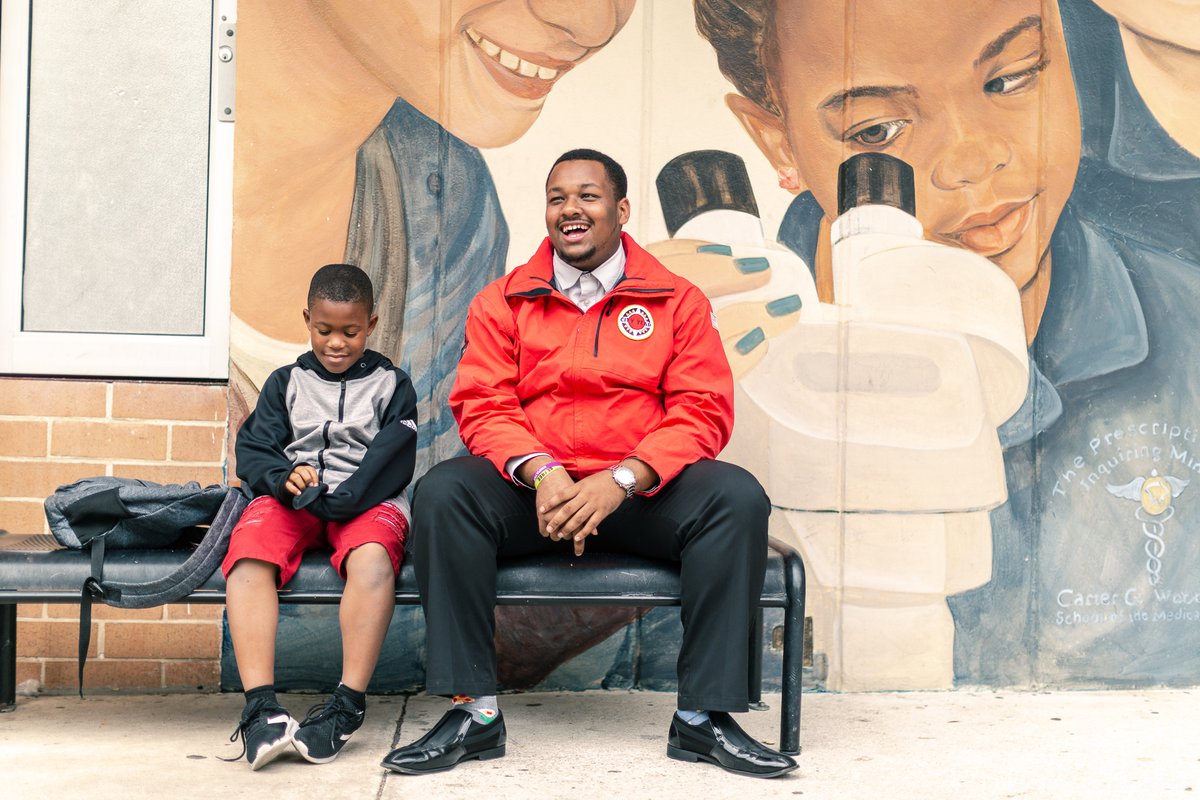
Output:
[303, 298, 378, 374]
[545, 159, 631, 271]
[737, 0, 1081, 294]
[307, 0, 637, 148]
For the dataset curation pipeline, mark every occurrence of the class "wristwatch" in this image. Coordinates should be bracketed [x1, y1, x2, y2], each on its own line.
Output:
[610, 464, 637, 498]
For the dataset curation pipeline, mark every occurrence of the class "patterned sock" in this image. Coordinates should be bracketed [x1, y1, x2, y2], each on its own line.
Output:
[452, 694, 500, 725]
[676, 710, 710, 726]
[244, 684, 278, 709]
[334, 683, 366, 712]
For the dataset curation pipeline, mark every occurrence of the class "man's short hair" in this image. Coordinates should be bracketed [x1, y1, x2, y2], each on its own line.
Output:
[307, 263, 375, 313]
[694, 0, 780, 117]
[550, 148, 628, 200]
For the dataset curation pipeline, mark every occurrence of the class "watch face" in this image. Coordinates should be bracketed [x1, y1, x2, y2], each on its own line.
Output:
[613, 466, 636, 488]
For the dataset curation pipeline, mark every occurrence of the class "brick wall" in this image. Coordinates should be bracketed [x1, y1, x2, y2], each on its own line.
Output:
[1, 377, 229, 693]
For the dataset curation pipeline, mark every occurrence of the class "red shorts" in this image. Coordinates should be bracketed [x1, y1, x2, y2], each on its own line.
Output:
[221, 495, 408, 587]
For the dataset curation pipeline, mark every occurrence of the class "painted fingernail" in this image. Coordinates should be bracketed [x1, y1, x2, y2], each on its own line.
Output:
[734, 257, 770, 274]
[735, 327, 765, 355]
[766, 294, 803, 316]
[697, 244, 733, 255]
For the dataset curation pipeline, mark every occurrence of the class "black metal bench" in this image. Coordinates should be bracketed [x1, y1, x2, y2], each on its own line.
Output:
[0, 536, 806, 754]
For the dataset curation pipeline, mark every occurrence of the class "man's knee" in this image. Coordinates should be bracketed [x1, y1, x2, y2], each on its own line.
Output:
[691, 460, 770, 521]
[411, 456, 507, 568]
[413, 456, 495, 510]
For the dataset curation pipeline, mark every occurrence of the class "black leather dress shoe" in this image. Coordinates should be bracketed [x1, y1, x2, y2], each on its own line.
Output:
[380, 708, 506, 774]
[667, 711, 797, 778]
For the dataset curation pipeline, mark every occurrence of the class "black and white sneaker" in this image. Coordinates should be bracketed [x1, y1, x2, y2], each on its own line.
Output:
[292, 693, 365, 763]
[227, 699, 299, 770]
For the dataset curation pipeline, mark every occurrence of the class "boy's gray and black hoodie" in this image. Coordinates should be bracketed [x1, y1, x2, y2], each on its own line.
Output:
[235, 349, 418, 523]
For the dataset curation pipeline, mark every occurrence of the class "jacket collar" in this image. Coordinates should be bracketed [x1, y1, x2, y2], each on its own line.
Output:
[297, 349, 389, 382]
[998, 206, 1147, 446]
[506, 233, 675, 299]
[552, 244, 626, 295]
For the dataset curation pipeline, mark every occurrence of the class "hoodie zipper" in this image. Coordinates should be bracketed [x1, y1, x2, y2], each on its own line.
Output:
[317, 378, 348, 483]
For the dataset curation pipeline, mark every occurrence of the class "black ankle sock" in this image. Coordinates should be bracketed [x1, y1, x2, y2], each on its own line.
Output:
[244, 684, 277, 708]
[334, 683, 366, 711]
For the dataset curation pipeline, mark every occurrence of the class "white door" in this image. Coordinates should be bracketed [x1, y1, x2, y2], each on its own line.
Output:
[0, 0, 235, 378]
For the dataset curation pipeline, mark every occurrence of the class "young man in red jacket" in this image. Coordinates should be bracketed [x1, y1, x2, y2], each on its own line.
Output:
[381, 149, 796, 779]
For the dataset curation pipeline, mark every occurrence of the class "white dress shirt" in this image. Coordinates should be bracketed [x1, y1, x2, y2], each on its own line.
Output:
[552, 245, 626, 310]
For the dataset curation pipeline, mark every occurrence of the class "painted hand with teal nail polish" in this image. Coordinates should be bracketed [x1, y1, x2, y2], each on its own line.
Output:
[645, 238, 773, 298]
[646, 238, 808, 379]
[718, 292, 804, 379]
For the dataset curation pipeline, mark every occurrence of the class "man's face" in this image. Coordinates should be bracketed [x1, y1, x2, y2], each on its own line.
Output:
[303, 298, 377, 374]
[743, 0, 1080, 294]
[545, 160, 631, 271]
[308, 0, 637, 148]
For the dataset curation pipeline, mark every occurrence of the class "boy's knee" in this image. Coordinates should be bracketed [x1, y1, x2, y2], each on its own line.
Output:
[344, 542, 396, 588]
[227, 557, 279, 583]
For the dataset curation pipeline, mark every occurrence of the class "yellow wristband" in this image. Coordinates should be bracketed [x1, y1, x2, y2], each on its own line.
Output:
[533, 463, 564, 489]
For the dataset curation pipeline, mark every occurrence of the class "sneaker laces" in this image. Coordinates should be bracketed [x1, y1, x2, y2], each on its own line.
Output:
[220, 698, 276, 763]
[300, 693, 356, 729]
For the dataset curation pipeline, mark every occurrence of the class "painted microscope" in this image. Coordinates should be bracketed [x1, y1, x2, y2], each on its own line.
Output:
[657, 152, 1028, 689]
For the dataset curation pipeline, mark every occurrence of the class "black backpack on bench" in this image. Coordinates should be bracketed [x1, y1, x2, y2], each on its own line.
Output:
[44, 477, 248, 694]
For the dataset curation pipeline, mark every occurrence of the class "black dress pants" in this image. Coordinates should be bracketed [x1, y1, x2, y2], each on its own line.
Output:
[411, 456, 769, 711]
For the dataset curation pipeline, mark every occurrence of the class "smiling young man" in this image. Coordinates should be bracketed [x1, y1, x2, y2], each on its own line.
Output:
[380, 150, 796, 778]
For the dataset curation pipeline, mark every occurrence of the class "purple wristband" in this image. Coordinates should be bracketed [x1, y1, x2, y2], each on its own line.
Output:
[532, 461, 564, 488]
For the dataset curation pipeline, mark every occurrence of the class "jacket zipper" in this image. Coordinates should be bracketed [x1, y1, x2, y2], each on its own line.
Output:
[318, 421, 330, 482]
[593, 298, 617, 357]
[317, 378, 347, 483]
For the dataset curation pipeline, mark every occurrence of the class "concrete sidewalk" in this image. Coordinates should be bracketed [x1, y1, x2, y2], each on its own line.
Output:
[1, 688, 1196, 799]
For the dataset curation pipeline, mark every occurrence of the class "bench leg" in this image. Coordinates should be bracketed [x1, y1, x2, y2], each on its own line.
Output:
[1, 604, 15, 712]
[779, 550, 805, 755]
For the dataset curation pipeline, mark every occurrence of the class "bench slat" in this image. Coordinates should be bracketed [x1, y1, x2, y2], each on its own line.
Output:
[0, 549, 791, 606]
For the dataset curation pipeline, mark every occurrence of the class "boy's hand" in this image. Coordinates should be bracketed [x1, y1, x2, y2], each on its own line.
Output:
[285, 464, 319, 496]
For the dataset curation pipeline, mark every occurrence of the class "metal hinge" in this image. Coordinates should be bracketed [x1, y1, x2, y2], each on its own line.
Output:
[216, 21, 235, 122]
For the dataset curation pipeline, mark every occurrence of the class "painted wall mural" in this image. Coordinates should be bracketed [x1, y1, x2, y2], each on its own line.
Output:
[227, 1, 1200, 692]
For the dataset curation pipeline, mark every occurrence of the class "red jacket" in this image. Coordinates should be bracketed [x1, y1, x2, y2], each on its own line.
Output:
[450, 233, 734, 491]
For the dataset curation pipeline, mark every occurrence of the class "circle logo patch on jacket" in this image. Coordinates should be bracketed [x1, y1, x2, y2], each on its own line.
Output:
[618, 305, 654, 340]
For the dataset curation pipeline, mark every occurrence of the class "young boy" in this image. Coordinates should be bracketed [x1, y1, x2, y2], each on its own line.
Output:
[222, 263, 417, 769]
